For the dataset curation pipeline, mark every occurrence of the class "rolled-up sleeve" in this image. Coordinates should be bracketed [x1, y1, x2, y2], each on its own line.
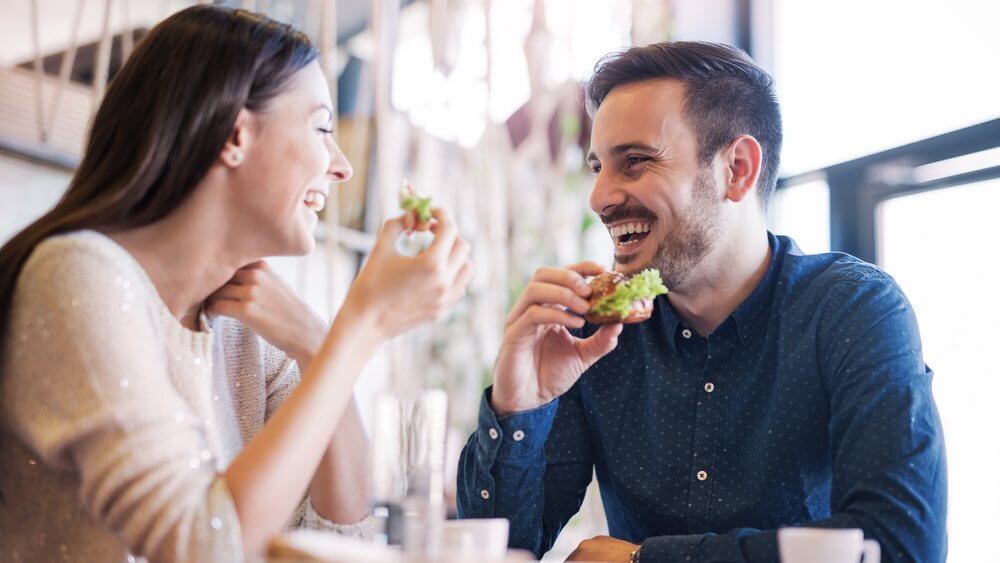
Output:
[457, 385, 594, 558]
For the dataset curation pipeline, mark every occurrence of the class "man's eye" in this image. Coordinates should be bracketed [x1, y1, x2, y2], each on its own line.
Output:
[627, 156, 647, 167]
[590, 164, 602, 174]
[317, 127, 334, 135]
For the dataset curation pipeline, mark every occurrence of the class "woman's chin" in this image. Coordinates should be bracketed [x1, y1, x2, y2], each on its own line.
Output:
[291, 231, 316, 255]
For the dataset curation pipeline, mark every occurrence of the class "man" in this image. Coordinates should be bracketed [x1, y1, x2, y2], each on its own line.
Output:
[456, 42, 946, 562]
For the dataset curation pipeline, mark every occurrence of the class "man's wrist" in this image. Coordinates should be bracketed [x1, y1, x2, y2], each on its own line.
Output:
[490, 394, 547, 418]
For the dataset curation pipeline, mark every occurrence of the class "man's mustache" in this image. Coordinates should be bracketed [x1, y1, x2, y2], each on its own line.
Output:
[600, 205, 657, 225]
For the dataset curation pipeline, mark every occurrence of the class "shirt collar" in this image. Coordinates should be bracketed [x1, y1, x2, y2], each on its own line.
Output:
[653, 294, 682, 353]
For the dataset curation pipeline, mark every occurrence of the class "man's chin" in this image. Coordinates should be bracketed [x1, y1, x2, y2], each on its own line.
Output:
[613, 251, 652, 274]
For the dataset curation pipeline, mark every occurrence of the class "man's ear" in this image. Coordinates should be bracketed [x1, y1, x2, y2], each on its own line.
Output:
[722, 135, 763, 204]
[220, 108, 253, 168]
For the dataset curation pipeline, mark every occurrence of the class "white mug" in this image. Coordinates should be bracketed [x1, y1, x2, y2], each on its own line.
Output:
[778, 527, 880, 563]
[439, 518, 509, 561]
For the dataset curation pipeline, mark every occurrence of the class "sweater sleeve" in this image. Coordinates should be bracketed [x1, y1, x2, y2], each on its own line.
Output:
[2, 237, 244, 562]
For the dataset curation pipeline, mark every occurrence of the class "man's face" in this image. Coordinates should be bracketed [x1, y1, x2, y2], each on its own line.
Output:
[587, 78, 724, 290]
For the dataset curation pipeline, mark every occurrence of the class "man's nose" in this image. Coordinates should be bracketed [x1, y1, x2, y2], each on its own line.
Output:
[589, 172, 628, 216]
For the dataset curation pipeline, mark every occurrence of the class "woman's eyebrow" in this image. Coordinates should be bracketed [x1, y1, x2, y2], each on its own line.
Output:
[313, 104, 334, 123]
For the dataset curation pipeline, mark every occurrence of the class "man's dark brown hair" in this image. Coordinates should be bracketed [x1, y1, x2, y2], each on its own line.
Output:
[587, 41, 783, 204]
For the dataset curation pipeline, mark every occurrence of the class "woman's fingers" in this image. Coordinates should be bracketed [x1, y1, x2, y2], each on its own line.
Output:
[375, 216, 408, 251]
[446, 237, 471, 277]
[425, 208, 458, 262]
[209, 283, 252, 301]
[445, 260, 474, 307]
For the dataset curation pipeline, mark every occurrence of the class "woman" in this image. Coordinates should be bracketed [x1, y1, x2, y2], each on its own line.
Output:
[0, 6, 471, 562]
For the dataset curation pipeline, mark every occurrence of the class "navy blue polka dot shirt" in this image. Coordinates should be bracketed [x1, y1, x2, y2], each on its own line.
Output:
[457, 233, 946, 562]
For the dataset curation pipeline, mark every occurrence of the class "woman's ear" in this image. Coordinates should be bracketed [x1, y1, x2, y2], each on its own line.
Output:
[220, 108, 253, 168]
[723, 135, 763, 204]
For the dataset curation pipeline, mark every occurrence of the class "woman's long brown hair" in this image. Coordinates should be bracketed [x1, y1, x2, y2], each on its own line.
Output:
[0, 6, 318, 356]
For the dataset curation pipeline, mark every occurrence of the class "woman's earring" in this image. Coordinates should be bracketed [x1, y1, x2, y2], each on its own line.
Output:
[232, 151, 244, 164]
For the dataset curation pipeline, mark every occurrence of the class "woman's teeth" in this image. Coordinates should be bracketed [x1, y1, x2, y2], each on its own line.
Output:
[304, 191, 326, 212]
[609, 221, 652, 246]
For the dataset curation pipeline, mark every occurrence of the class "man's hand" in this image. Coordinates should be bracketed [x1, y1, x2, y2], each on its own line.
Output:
[206, 260, 326, 366]
[566, 535, 639, 562]
[491, 262, 623, 416]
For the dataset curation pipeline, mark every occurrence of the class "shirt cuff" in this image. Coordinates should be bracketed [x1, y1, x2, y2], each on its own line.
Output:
[298, 498, 377, 542]
[475, 386, 559, 465]
[639, 534, 701, 562]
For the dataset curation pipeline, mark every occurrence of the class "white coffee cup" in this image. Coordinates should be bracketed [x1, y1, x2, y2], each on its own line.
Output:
[778, 527, 880, 563]
[440, 518, 509, 561]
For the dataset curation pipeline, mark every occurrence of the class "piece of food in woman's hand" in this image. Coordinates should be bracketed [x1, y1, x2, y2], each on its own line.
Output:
[399, 180, 434, 232]
[584, 268, 669, 324]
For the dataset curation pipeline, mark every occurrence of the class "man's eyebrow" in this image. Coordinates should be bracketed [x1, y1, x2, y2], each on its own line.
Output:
[587, 142, 661, 162]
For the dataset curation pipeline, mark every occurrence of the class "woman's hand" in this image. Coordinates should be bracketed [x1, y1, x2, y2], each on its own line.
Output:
[342, 207, 473, 342]
[206, 261, 326, 366]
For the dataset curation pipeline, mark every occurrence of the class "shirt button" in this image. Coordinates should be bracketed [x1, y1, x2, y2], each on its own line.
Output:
[681, 329, 693, 339]
[512, 430, 525, 441]
[480, 489, 490, 499]
[697, 470, 709, 481]
[488, 428, 499, 440]
[704, 382, 715, 393]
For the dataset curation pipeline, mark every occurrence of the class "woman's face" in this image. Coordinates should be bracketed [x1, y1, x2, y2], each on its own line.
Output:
[230, 60, 352, 257]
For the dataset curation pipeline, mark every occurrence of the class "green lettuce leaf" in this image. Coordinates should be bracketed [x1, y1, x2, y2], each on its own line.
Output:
[591, 269, 668, 318]
[400, 195, 433, 224]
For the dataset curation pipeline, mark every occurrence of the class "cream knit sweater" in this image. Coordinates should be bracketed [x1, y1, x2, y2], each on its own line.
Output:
[0, 231, 372, 562]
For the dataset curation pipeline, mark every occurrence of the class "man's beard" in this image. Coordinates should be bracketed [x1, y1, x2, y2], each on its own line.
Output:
[616, 166, 723, 290]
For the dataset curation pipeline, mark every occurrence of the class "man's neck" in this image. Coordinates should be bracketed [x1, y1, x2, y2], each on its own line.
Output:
[668, 228, 771, 337]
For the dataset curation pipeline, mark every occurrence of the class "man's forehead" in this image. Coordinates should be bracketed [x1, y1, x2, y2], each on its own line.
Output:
[590, 79, 688, 154]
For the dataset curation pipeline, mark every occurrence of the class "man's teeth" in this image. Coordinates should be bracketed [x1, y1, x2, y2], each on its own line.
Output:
[304, 191, 326, 212]
[609, 222, 652, 238]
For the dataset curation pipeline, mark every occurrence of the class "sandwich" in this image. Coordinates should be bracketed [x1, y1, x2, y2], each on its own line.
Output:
[584, 268, 668, 324]
[399, 181, 434, 232]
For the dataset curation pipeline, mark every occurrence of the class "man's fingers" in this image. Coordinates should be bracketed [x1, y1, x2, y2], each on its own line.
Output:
[564, 260, 607, 278]
[575, 322, 623, 366]
[511, 304, 586, 332]
[506, 282, 591, 324]
[531, 266, 596, 298]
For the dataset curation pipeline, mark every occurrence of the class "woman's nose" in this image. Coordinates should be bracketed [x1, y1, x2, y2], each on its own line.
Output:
[327, 145, 353, 182]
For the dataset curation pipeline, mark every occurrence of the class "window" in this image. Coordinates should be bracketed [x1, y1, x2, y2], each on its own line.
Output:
[878, 179, 1000, 563]
[767, 177, 830, 254]
[771, 0, 1000, 175]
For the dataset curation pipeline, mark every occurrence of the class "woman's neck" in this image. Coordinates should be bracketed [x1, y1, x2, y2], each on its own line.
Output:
[108, 192, 251, 331]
